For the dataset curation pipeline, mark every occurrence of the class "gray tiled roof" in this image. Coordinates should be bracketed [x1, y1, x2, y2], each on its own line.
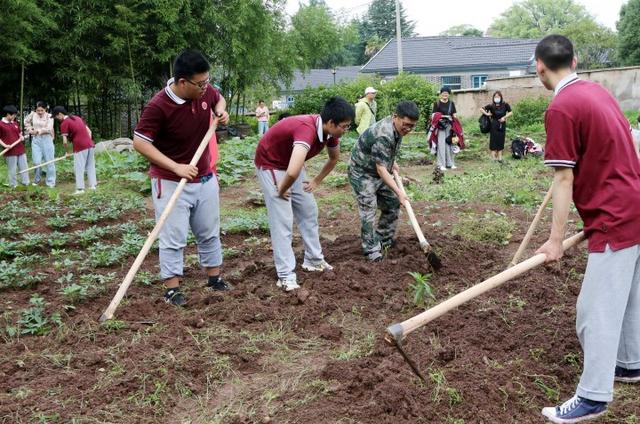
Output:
[280, 66, 362, 92]
[362, 36, 540, 75]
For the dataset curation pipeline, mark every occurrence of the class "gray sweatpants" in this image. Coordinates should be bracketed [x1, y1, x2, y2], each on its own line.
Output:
[6, 154, 29, 187]
[436, 125, 455, 168]
[151, 176, 223, 280]
[256, 167, 324, 280]
[575, 243, 640, 402]
[74, 148, 97, 190]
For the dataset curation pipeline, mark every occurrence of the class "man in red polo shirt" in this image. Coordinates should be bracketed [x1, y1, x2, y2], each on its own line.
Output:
[0, 105, 29, 188]
[133, 50, 230, 306]
[255, 97, 354, 291]
[534, 35, 640, 423]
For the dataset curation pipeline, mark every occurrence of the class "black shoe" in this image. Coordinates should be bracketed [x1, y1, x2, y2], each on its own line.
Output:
[164, 287, 186, 306]
[206, 275, 232, 291]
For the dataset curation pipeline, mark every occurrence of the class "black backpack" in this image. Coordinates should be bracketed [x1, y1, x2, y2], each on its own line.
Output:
[479, 114, 491, 134]
[511, 138, 526, 159]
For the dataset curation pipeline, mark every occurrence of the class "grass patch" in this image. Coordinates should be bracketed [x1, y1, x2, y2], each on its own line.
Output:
[452, 211, 515, 246]
[221, 207, 269, 234]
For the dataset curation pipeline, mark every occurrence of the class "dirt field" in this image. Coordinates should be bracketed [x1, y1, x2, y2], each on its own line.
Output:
[1, 161, 639, 424]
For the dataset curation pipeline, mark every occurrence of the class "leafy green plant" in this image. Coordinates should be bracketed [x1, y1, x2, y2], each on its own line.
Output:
[510, 96, 550, 129]
[221, 208, 270, 234]
[60, 284, 88, 304]
[18, 295, 51, 336]
[408, 272, 436, 308]
[452, 211, 515, 246]
[47, 232, 71, 249]
[135, 271, 155, 286]
[46, 215, 72, 230]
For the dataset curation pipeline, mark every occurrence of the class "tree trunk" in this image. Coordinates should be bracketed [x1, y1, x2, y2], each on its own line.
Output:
[20, 63, 25, 128]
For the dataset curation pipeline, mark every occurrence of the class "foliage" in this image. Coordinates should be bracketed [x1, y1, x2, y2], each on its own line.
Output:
[440, 25, 483, 37]
[291, 74, 437, 129]
[290, 3, 343, 69]
[452, 211, 516, 246]
[361, 0, 415, 43]
[217, 136, 259, 186]
[18, 295, 56, 336]
[407, 272, 436, 308]
[488, 0, 617, 69]
[221, 208, 270, 234]
[510, 96, 550, 129]
[617, 0, 640, 66]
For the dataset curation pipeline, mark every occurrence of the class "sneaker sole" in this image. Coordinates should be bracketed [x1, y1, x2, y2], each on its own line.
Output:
[276, 281, 300, 291]
[541, 409, 606, 423]
[615, 376, 640, 383]
[301, 265, 334, 272]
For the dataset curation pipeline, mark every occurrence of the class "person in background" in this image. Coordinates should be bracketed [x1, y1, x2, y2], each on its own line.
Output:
[52, 106, 95, 195]
[355, 86, 377, 135]
[348, 101, 419, 262]
[431, 86, 460, 170]
[0, 105, 29, 188]
[256, 100, 269, 137]
[480, 91, 513, 163]
[534, 34, 640, 424]
[24, 101, 56, 187]
[255, 97, 354, 292]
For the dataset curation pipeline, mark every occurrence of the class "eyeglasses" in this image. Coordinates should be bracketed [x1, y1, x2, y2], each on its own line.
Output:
[337, 122, 351, 130]
[400, 122, 417, 131]
[185, 77, 210, 89]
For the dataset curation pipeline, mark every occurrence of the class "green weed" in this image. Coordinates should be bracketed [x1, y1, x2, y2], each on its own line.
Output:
[407, 271, 436, 308]
[452, 211, 515, 246]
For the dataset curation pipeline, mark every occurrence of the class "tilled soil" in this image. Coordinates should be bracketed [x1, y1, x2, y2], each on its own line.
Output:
[1, 190, 639, 423]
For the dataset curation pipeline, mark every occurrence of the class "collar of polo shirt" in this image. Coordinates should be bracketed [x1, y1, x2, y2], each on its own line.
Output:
[554, 72, 579, 95]
[316, 115, 333, 143]
[165, 78, 187, 105]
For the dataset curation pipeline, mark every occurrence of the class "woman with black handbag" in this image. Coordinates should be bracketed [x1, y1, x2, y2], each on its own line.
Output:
[480, 90, 513, 163]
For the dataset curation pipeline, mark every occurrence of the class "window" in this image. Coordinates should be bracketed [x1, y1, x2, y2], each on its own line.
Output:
[471, 75, 488, 89]
[440, 76, 462, 90]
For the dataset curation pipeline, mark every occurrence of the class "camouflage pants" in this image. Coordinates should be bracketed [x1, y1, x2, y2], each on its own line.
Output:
[348, 168, 400, 257]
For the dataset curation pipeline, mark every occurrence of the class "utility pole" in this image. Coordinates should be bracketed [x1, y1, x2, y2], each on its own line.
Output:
[395, 0, 403, 74]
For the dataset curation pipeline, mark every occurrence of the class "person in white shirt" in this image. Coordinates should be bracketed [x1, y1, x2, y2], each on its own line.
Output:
[24, 101, 56, 187]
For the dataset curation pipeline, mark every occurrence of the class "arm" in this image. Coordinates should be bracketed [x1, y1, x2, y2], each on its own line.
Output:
[24, 112, 34, 134]
[480, 107, 491, 116]
[500, 111, 513, 122]
[62, 135, 71, 155]
[86, 125, 92, 139]
[535, 168, 574, 261]
[213, 95, 229, 125]
[133, 136, 198, 180]
[355, 102, 364, 125]
[376, 163, 409, 205]
[277, 144, 308, 198]
[303, 146, 339, 192]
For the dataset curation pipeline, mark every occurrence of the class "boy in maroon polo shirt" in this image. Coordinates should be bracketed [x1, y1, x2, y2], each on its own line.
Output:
[255, 97, 354, 291]
[52, 106, 96, 194]
[0, 105, 29, 188]
[133, 50, 231, 306]
[534, 35, 640, 423]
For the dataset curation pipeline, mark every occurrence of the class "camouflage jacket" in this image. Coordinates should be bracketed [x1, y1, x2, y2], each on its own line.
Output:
[349, 116, 402, 176]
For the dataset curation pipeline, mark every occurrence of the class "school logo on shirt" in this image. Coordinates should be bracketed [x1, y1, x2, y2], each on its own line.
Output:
[202, 102, 208, 111]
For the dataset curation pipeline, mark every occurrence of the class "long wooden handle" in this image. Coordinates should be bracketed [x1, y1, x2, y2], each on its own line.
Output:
[18, 155, 69, 174]
[0, 139, 23, 157]
[386, 231, 585, 342]
[508, 184, 553, 268]
[393, 170, 430, 250]
[99, 119, 217, 322]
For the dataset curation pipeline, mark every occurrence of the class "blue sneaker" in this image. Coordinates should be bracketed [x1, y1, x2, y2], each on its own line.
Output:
[541, 395, 607, 423]
[615, 366, 640, 383]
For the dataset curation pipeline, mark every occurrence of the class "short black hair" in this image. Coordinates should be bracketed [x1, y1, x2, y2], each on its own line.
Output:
[535, 35, 574, 71]
[440, 86, 452, 94]
[320, 96, 355, 125]
[52, 106, 67, 116]
[3, 105, 18, 116]
[173, 49, 210, 81]
[395, 101, 419, 120]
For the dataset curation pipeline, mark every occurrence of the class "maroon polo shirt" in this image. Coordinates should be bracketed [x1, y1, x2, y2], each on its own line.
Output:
[60, 116, 94, 153]
[254, 114, 339, 170]
[544, 79, 640, 252]
[134, 80, 221, 182]
[0, 119, 25, 156]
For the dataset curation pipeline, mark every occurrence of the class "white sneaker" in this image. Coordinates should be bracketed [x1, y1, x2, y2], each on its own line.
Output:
[73, 189, 85, 195]
[439, 166, 446, 171]
[276, 278, 300, 292]
[88, 186, 97, 190]
[451, 165, 458, 170]
[301, 259, 334, 272]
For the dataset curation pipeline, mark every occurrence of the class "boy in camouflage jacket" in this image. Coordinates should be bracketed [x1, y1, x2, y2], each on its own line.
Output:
[348, 101, 419, 262]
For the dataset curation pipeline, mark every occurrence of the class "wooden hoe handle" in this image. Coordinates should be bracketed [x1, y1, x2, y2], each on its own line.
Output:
[508, 184, 553, 268]
[0, 139, 23, 157]
[99, 119, 217, 322]
[393, 170, 431, 251]
[386, 231, 585, 342]
[18, 155, 70, 174]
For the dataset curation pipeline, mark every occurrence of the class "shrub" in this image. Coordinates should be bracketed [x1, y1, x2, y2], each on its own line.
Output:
[510, 96, 550, 129]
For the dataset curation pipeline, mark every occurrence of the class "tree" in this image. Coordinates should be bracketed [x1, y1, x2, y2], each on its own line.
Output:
[290, 3, 343, 69]
[617, 0, 640, 66]
[362, 0, 416, 43]
[440, 25, 483, 37]
[488, 0, 617, 69]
